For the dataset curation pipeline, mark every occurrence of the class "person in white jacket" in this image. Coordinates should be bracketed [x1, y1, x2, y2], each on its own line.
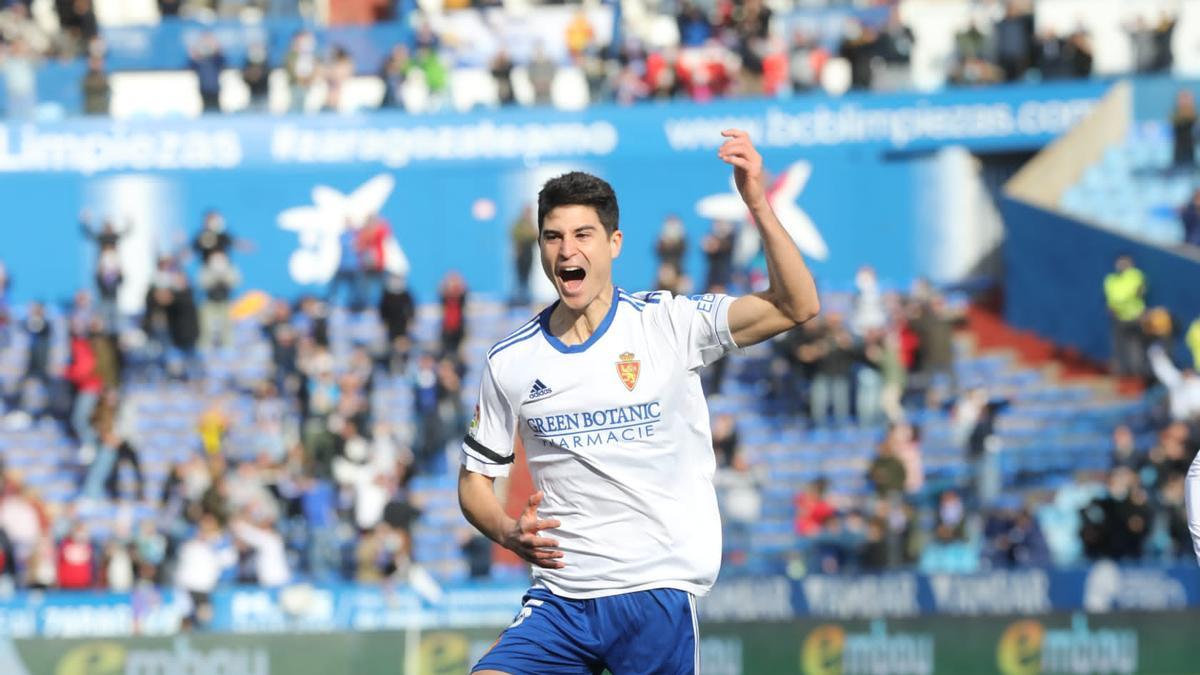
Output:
[1147, 344, 1200, 422]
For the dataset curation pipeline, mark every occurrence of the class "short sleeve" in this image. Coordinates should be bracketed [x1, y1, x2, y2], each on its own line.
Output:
[655, 291, 739, 371]
[461, 359, 517, 478]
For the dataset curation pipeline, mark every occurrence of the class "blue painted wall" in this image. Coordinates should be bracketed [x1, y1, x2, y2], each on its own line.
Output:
[1000, 197, 1200, 364]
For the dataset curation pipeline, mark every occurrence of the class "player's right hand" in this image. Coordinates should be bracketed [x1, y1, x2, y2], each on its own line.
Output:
[504, 491, 564, 569]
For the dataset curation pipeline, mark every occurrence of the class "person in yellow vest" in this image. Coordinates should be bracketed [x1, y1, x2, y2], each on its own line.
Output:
[1103, 255, 1147, 376]
[1188, 316, 1200, 371]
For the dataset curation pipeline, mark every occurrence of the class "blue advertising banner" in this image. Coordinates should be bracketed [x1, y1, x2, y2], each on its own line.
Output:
[0, 563, 1196, 637]
[0, 81, 1107, 311]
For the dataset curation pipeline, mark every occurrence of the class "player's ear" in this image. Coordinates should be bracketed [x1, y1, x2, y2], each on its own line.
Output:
[608, 229, 623, 259]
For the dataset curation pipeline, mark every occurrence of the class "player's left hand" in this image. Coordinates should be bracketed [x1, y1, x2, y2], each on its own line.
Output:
[718, 129, 767, 211]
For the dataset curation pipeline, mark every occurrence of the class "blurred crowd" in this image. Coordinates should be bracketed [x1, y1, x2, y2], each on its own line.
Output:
[1, 0, 1184, 119]
[0, 203, 1198, 619]
[0, 210, 483, 628]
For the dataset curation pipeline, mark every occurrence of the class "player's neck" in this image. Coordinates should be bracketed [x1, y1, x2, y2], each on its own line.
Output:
[549, 285, 614, 346]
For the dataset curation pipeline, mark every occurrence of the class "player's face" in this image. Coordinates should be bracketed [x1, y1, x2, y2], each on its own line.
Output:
[540, 205, 622, 311]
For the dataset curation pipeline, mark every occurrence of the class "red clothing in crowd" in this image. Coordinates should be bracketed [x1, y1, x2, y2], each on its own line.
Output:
[57, 536, 94, 589]
[65, 335, 103, 394]
[356, 218, 391, 273]
[794, 493, 835, 536]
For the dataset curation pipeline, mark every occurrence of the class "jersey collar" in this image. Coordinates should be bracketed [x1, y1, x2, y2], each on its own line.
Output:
[539, 286, 620, 354]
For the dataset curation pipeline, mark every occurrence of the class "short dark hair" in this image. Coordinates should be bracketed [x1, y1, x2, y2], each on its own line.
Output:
[537, 172, 619, 235]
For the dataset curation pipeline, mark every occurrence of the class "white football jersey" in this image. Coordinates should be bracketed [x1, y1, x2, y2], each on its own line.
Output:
[462, 288, 738, 599]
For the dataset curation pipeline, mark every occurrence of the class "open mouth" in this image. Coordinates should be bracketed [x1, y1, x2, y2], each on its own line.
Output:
[557, 266, 586, 293]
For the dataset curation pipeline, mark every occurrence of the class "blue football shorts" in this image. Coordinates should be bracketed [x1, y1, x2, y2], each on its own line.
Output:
[471, 586, 699, 674]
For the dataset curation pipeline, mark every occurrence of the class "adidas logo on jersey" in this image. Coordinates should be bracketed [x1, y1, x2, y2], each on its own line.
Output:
[529, 379, 553, 399]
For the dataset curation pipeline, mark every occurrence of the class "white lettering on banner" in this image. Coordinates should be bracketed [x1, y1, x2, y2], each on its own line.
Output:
[929, 570, 1051, 616]
[700, 638, 744, 675]
[842, 621, 935, 675]
[125, 637, 269, 675]
[270, 120, 619, 167]
[42, 604, 133, 637]
[1040, 614, 1138, 675]
[802, 575, 920, 619]
[0, 126, 242, 174]
[0, 608, 37, 637]
[697, 577, 794, 621]
[1083, 561, 1188, 613]
[663, 98, 1098, 151]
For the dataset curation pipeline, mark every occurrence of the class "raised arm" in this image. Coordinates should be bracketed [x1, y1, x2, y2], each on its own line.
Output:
[718, 129, 820, 347]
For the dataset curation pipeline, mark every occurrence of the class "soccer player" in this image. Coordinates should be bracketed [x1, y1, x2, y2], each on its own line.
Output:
[459, 130, 819, 674]
[1187, 450, 1200, 565]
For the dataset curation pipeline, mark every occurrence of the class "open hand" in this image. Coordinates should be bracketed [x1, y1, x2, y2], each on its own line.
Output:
[503, 491, 564, 569]
[718, 129, 766, 210]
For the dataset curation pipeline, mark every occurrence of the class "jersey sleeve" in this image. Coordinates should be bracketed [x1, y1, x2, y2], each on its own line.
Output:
[653, 291, 740, 371]
[461, 359, 517, 478]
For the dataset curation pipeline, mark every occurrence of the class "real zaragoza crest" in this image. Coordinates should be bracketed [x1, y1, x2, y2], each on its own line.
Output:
[616, 352, 640, 391]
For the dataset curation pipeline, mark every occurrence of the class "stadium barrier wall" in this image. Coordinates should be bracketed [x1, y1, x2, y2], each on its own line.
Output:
[0, 81, 1106, 309]
[999, 196, 1200, 364]
[2, 610, 1197, 675]
[1, 563, 1196, 639]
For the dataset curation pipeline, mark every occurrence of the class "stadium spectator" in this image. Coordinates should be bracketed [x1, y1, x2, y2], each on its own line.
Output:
[1, 38, 37, 120]
[490, 48, 515, 106]
[378, 273, 415, 371]
[1171, 90, 1197, 171]
[7, 301, 51, 416]
[788, 29, 827, 93]
[81, 53, 109, 115]
[565, 9, 594, 58]
[415, 45, 448, 112]
[169, 274, 202, 380]
[711, 413, 739, 468]
[65, 320, 102, 457]
[102, 538, 134, 592]
[439, 271, 468, 357]
[528, 44, 556, 106]
[26, 534, 56, 589]
[189, 33, 225, 113]
[230, 514, 290, 588]
[193, 210, 240, 264]
[379, 45, 411, 109]
[794, 478, 834, 537]
[1187, 316, 1200, 370]
[510, 206, 538, 306]
[714, 451, 765, 548]
[1147, 345, 1200, 423]
[868, 437, 907, 498]
[654, 215, 687, 282]
[356, 214, 391, 305]
[198, 251, 241, 351]
[57, 523, 95, 589]
[809, 314, 856, 427]
[934, 490, 967, 542]
[324, 46, 355, 112]
[702, 219, 736, 292]
[411, 352, 444, 473]
[911, 292, 960, 401]
[985, 503, 1051, 567]
[851, 266, 887, 337]
[1080, 467, 1151, 561]
[1110, 424, 1145, 471]
[79, 212, 127, 258]
[1180, 188, 1200, 247]
[143, 260, 176, 376]
[242, 44, 270, 112]
[176, 514, 234, 628]
[1127, 17, 1158, 74]
[993, 0, 1034, 82]
[1104, 255, 1147, 377]
[95, 248, 122, 333]
[285, 30, 320, 113]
